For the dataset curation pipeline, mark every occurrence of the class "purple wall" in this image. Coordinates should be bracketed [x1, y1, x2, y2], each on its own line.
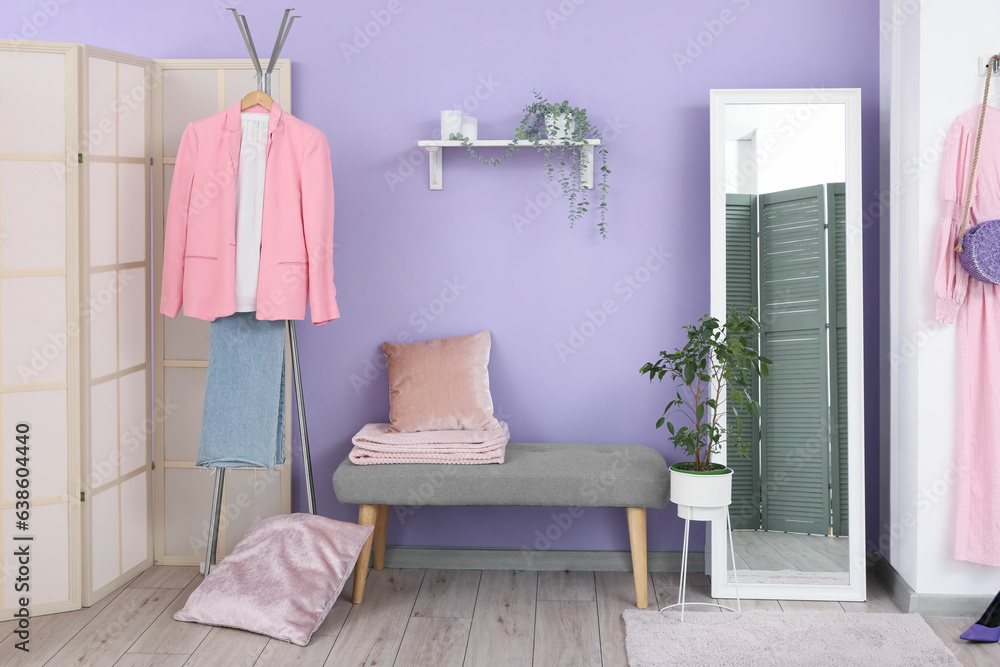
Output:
[4, 0, 881, 554]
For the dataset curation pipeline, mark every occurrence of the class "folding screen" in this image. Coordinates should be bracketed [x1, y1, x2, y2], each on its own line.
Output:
[0, 40, 81, 618]
[828, 183, 849, 536]
[151, 59, 292, 567]
[0, 40, 291, 618]
[725, 193, 760, 531]
[724, 183, 851, 537]
[79, 45, 153, 606]
[0, 39, 156, 619]
[758, 185, 831, 535]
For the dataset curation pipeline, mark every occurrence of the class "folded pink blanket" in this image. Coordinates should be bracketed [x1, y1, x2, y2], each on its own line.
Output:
[349, 421, 509, 465]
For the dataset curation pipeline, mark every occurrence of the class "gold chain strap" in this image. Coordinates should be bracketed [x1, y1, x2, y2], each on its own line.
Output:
[957, 54, 1000, 253]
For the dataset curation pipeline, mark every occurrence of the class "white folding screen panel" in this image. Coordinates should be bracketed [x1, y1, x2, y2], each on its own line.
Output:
[79, 46, 152, 606]
[0, 41, 81, 619]
[152, 59, 292, 566]
[0, 45, 294, 615]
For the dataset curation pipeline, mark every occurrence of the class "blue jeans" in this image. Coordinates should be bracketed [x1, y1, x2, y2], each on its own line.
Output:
[197, 312, 286, 469]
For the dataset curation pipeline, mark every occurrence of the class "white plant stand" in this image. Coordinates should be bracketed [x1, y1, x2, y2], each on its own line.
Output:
[660, 503, 741, 621]
[416, 139, 600, 190]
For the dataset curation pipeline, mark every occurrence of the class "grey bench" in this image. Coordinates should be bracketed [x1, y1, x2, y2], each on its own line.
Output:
[332, 442, 670, 609]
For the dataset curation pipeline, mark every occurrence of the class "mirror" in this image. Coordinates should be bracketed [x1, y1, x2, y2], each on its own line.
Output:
[708, 89, 865, 602]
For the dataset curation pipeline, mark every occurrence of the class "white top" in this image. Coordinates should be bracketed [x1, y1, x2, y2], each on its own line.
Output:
[235, 113, 270, 312]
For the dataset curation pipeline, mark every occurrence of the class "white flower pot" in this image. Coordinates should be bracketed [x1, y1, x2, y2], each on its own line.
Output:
[545, 112, 576, 140]
[441, 110, 463, 139]
[669, 464, 733, 509]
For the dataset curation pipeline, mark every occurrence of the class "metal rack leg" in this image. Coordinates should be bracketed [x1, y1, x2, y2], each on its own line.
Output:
[287, 320, 316, 515]
[204, 468, 225, 577]
[727, 507, 741, 613]
[660, 509, 740, 619]
[678, 517, 690, 622]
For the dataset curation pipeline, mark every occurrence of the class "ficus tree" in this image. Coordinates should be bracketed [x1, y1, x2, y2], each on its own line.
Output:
[640, 307, 771, 472]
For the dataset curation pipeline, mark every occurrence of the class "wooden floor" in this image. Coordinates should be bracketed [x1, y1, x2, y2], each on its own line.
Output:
[731, 530, 850, 572]
[1, 565, 998, 666]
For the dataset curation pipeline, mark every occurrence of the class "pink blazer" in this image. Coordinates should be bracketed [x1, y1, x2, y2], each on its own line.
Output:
[160, 102, 339, 325]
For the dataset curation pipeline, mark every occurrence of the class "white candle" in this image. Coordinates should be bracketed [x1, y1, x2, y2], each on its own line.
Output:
[461, 116, 478, 141]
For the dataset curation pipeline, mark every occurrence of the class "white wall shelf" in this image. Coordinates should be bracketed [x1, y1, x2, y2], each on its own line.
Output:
[417, 139, 601, 190]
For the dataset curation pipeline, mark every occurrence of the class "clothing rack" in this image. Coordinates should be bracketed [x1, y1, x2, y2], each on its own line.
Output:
[204, 7, 315, 577]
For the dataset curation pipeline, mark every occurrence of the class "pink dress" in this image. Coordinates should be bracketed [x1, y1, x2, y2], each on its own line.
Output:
[936, 105, 1000, 566]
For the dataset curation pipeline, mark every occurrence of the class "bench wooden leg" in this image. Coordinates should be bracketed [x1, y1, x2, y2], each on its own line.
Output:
[373, 504, 389, 570]
[626, 507, 648, 609]
[353, 504, 379, 604]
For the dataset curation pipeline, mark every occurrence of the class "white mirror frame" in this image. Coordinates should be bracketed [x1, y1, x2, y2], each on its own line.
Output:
[708, 88, 865, 602]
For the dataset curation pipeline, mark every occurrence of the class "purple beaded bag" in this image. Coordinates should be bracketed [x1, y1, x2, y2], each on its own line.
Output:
[956, 55, 1000, 284]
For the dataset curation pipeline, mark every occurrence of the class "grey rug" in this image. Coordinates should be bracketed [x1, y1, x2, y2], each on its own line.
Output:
[624, 610, 961, 666]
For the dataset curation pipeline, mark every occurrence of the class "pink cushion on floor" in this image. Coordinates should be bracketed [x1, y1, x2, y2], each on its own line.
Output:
[173, 513, 373, 646]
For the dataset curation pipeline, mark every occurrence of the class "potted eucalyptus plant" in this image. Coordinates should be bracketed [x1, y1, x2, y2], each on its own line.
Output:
[449, 89, 610, 238]
[639, 307, 771, 508]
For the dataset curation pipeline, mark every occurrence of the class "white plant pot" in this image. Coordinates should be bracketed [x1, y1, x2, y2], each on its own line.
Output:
[545, 112, 576, 140]
[669, 465, 733, 509]
[441, 110, 463, 139]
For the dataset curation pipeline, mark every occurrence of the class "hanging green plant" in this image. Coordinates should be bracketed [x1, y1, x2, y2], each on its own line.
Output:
[449, 90, 610, 239]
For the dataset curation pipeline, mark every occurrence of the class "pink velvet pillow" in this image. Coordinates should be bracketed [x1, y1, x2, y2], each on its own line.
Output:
[173, 513, 373, 646]
[383, 330, 500, 433]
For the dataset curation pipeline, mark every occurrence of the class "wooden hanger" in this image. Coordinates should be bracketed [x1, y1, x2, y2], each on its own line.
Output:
[241, 89, 273, 111]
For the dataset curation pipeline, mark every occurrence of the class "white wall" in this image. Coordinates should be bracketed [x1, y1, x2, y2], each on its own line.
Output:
[888, 0, 1000, 595]
[724, 105, 845, 195]
[725, 137, 758, 194]
[756, 109, 845, 194]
